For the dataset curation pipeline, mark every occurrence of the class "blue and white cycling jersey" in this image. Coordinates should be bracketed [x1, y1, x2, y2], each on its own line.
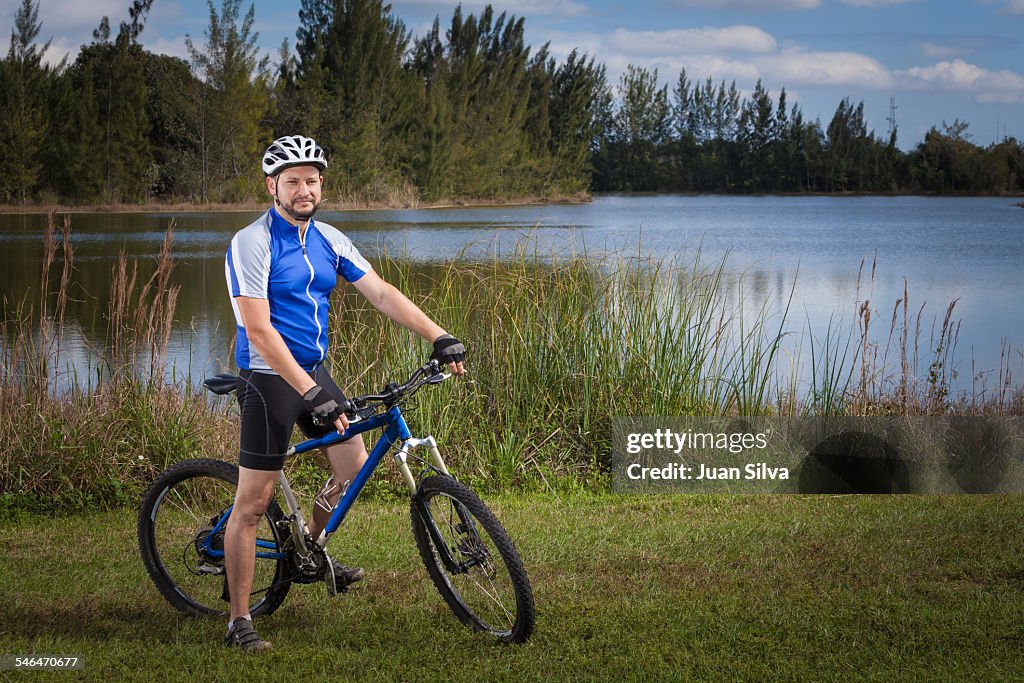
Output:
[225, 206, 372, 372]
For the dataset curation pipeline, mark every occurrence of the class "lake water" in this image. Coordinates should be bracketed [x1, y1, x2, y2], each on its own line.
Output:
[1, 195, 1021, 394]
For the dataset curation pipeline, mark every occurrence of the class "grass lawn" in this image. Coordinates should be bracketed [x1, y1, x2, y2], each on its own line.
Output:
[1, 493, 1022, 680]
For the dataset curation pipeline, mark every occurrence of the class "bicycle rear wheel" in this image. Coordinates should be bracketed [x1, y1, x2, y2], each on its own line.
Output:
[137, 458, 292, 618]
[411, 475, 534, 643]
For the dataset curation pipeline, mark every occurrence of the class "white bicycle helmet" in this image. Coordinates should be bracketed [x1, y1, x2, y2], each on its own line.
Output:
[262, 135, 327, 176]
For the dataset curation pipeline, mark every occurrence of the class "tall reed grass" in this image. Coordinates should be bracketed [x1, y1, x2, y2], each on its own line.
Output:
[845, 254, 1021, 415]
[0, 214, 233, 513]
[1, 217, 1021, 511]
[326, 240, 1023, 491]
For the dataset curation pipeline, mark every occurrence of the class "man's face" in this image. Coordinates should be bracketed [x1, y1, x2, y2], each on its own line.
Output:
[268, 166, 323, 222]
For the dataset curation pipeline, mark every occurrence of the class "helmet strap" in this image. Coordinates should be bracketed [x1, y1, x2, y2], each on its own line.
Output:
[270, 177, 282, 207]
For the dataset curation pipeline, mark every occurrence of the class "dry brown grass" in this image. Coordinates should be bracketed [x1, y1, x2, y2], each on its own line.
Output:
[0, 213, 231, 512]
[2, 216, 1021, 512]
[848, 253, 1019, 416]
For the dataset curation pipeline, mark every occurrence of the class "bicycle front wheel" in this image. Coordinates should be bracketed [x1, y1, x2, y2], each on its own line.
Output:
[411, 475, 534, 643]
[137, 458, 292, 618]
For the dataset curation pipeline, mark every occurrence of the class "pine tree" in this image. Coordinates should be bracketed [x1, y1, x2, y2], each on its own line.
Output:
[415, 75, 454, 201]
[771, 88, 797, 192]
[410, 18, 452, 200]
[549, 50, 606, 194]
[186, 0, 271, 202]
[825, 98, 872, 192]
[291, 0, 333, 139]
[0, 0, 53, 203]
[737, 79, 775, 191]
[668, 67, 699, 190]
[142, 52, 202, 198]
[44, 57, 103, 201]
[74, 2, 156, 203]
[609, 65, 670, 191]
[317, 0, 416, 202]
[444, 7, 533, 198]
[523, 45, 556, 194]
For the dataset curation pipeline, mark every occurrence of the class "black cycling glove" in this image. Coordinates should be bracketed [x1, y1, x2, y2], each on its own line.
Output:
[430, 334, 466, 365]
[303, 385, 351, 426]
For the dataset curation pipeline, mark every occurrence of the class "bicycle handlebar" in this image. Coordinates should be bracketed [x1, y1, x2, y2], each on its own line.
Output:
[350, 359, 449, 415]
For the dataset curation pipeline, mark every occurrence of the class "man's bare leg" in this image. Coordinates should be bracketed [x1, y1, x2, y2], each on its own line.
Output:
[225, 466, 279, 621]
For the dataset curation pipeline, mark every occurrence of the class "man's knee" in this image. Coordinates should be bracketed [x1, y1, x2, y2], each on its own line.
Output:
[232, 468, 278, 527]
[231, 494, 273, 527]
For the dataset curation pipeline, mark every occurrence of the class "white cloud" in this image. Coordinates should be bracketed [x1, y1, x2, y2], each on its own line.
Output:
[980, 0, 1024, 14]
[144, 35, 190, 61]
[677, 55, 763, 82]
[148, 1, 186, 27]
[917, 42, 974, 59]
[664, 0, 820, 9]
[40, 35, 77, 67]
[390, 0, 589, 18]
[758, 48, 894, 88]
[978, 91, 1024, 103]
[24, 0, 123, 35]
[608, 26, 777, 56]
[2, 0, 185, 60]
[543, 26, 1023, 108]
[590, 25, 894, 90]
[542, 30, 604, 61]
[604, 53, 762, 84]
[558, 25, 1024, 107]
[899, 59, 1024, 96]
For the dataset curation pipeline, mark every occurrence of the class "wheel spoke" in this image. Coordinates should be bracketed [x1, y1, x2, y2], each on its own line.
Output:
[161, 486, 200, 523]
[464, 569, 514, 627]
[417, 484, 529, 638]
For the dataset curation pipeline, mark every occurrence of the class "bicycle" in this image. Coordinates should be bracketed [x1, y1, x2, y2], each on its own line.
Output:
[137, 359, 535, 644]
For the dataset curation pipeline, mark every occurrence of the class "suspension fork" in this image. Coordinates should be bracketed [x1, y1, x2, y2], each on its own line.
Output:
[394, 435, 450, 494]
[399, 436, 475, 573]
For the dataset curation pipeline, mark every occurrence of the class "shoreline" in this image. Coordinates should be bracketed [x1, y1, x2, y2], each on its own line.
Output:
[1, 192, 1020, 215]
[0, 192, 593, 215]
[597, 190, 1024, 199]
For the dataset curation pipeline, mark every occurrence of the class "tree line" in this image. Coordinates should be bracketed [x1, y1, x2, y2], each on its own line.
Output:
[1, 0, 1021, 206]
[595, 67, 1024, 194]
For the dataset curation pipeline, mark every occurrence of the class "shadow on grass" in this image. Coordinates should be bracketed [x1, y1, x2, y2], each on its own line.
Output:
[0, 601, 189, 641]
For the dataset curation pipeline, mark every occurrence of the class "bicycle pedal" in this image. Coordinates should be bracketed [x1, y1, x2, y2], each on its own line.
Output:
[327, 583, 349, 597]
[325, 566, 339, 598]
[324, 564, 348, 597]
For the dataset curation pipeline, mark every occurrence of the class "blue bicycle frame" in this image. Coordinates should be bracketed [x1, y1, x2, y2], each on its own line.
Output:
[199, 400, 452, 563]
[294, 405, 412, 536]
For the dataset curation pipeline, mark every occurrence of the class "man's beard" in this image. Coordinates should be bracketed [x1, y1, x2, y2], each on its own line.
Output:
[277, 194, 321, 221]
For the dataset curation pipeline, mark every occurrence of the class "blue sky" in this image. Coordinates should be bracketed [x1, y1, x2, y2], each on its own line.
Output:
[5, 0, 1023, 148]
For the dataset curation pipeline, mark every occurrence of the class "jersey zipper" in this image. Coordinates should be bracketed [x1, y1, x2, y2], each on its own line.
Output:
[299, 227, 326, 362]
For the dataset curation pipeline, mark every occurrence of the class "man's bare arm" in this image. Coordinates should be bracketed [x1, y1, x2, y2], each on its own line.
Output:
[351, 271, 464, 375]
[351, 271, 447, 341]
[235, 296, 320, 396]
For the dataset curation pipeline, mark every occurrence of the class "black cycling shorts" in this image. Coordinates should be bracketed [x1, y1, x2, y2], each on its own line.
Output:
[236, 366, 348, 471]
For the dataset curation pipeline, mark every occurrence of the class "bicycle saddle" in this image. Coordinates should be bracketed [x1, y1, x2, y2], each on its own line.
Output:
[203, 373, 239, 395]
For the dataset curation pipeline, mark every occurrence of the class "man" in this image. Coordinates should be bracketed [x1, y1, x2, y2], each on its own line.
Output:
[223, 135, 466, 652]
